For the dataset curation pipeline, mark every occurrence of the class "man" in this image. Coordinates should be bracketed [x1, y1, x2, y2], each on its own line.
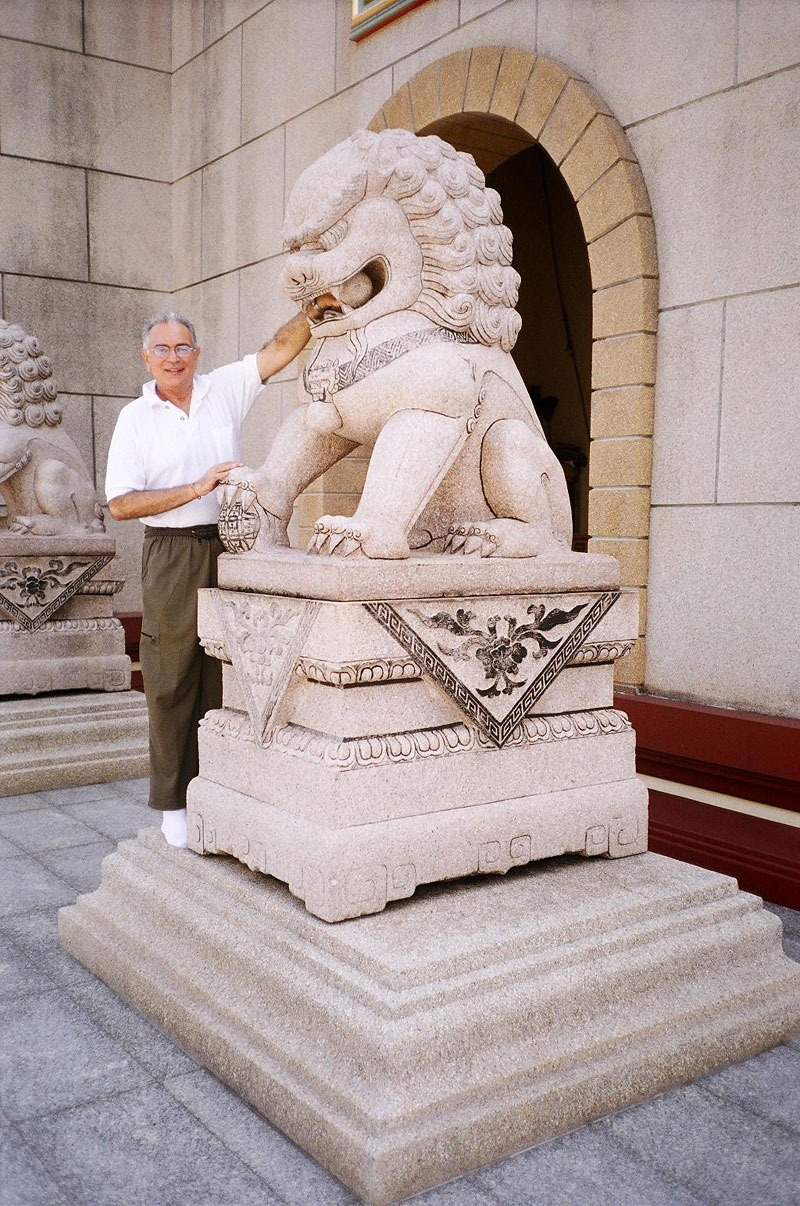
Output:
[106, 303, 337, 848]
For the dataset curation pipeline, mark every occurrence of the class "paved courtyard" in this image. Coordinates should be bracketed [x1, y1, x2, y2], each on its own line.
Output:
[1, 777, 798, 1206]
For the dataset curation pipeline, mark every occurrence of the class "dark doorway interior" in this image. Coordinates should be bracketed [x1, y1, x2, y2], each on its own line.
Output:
[421, 114, 592, 547]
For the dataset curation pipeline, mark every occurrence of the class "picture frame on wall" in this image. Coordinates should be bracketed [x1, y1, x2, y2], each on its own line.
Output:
[350, 0, 431, 41]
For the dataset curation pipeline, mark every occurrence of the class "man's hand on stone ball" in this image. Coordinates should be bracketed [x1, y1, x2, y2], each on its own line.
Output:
[194, 461, 243, 497]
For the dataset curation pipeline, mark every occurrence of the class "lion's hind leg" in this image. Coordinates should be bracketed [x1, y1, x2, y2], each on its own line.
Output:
[445, 418, 573, 558]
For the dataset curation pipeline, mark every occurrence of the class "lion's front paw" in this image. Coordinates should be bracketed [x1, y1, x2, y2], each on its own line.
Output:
[7, 516, 34, 534]
[308, 516, 364, 558]
[443, 524, 498, 558]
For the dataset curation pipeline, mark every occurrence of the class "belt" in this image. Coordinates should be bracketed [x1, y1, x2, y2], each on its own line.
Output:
[143, 524, 220, 540]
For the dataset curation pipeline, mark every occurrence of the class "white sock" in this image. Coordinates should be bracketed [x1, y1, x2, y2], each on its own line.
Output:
[161, 808, 188, 848]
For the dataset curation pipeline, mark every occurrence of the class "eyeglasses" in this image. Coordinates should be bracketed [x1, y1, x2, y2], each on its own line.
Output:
[148, 344, 196, 358]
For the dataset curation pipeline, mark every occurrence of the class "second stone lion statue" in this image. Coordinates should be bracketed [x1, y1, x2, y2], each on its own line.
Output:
[0, 320, 104, 536]
[221, 128, 571, 560]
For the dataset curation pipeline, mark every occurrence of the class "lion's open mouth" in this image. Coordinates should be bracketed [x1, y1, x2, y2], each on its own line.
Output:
[309, 258, 388, 321]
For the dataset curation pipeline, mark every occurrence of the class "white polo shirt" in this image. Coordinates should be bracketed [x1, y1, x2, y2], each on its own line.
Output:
[105, 355, 263, 526]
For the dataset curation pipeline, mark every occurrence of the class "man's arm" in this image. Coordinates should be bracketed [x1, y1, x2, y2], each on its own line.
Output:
[256, 312, 312, 384]
[256, 294, 344, 383]
[107, 461, 241, 521]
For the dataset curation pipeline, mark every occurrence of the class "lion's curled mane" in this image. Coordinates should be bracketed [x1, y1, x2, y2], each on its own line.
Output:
[0, 320, 61, 429]
[283, 128, 522, 352]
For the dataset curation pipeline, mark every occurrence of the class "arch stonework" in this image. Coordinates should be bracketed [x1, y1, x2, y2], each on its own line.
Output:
[369, 48, 657, 688]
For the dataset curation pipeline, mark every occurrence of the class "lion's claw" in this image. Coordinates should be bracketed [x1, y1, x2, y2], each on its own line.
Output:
[308, 517, 364, 557]
[443, 524, 497, 557]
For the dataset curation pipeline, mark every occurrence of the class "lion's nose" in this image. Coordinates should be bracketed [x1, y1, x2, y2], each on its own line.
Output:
[282, 256, 316, 290]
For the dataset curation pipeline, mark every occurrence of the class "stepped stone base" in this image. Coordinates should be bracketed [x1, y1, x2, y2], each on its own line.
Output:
[59, 834, 800, 1204]
[0, 690, 148, 795]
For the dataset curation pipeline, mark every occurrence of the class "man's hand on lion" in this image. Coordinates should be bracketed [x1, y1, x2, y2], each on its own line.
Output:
[304, 291, 344, 325]
[194, 461, 243, 497]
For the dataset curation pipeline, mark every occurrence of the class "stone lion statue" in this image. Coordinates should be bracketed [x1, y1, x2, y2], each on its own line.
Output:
[0, 320, 104, 535]
[221, 128, 571, 559]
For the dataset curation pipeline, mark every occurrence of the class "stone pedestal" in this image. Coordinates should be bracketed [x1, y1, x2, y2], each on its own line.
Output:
[0, 534, 130, 695]
[0, 690, 148, 795]
[59, 834, 800, 1205]
[188, 548, 645, 921]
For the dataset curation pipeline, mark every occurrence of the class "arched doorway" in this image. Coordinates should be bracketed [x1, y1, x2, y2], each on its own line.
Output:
[421, 111, 593, 549]
[370, 48, 658, 689]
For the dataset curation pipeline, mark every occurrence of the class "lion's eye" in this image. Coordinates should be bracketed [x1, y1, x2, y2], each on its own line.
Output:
[319, 221, 348, 252]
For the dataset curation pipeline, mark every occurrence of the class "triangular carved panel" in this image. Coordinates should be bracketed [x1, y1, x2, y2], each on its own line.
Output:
[218, 592, 319, 746]
[0, 554, 113, 631]
[365, 592, 618, 745]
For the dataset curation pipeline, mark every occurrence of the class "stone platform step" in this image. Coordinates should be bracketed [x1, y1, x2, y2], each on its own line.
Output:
[0, 690, 148, 795]
[58, 836, 800, 1204]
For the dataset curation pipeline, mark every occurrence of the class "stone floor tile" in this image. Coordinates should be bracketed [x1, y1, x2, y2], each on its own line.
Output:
[0, 933, 52, 1002]
[0, 792, 49, 816]
[40, 782, 123, 805]
[764, 904, 800, 941]
[19, 1084, 285, 1206]
[37, 840, 116, 895]
[0, 909, 100, 988]
[0, 857, 75, 917]
[409, 1176, 501, 1204]
[67, 980, 198, 1079]
[784, 936, 800, 963]
[0, 808, 101, 853]
[0, 833, 21, 857]
[0, 990, 151, 1121]
[474, 1121, 704, 1206]
[164, 1070, 358, 1204]
[0, 1126, 70, 1205]
[600, 1082, 800, 1205]
[61, 797, 153, 841]
[698, 1044, 800, 1134]
[112, 776, 150, 801]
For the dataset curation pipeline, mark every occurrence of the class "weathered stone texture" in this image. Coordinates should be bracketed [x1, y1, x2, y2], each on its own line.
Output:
[537, 0, 737, 125]
[0, 158, 88, 281]
[241, 0, 336, 140]
[629, 71, 800, 306]
[201, 130, 285, 278]
[0, 40, 170, 179]
[646, 505, 800, 715]
[651, 302, 723, 506]
[717, 288, 800, 504]
[172, 28, 242, 179]
[88, 175, 172, 291]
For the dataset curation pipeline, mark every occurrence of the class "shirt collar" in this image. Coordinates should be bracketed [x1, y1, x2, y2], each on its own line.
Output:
[144, 374, 209, 408]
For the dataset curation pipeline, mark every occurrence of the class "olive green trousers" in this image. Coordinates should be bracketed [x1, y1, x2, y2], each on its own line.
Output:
[139, 528, 223, 812]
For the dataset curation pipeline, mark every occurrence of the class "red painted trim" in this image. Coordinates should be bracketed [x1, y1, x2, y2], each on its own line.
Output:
[615, 690, 800, 813]
[648, 788, 800, 910]
[119, 613, 143, 692]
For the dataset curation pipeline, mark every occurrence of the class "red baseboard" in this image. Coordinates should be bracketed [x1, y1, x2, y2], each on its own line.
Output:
[648, 789, 800, 910]
[119, 613, 143, 692]
[616, 691, 800, 909]
[615, 690, 800, 811]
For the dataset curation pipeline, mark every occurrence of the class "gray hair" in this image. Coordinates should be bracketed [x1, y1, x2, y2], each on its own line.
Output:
[141, 311, 198, 349]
